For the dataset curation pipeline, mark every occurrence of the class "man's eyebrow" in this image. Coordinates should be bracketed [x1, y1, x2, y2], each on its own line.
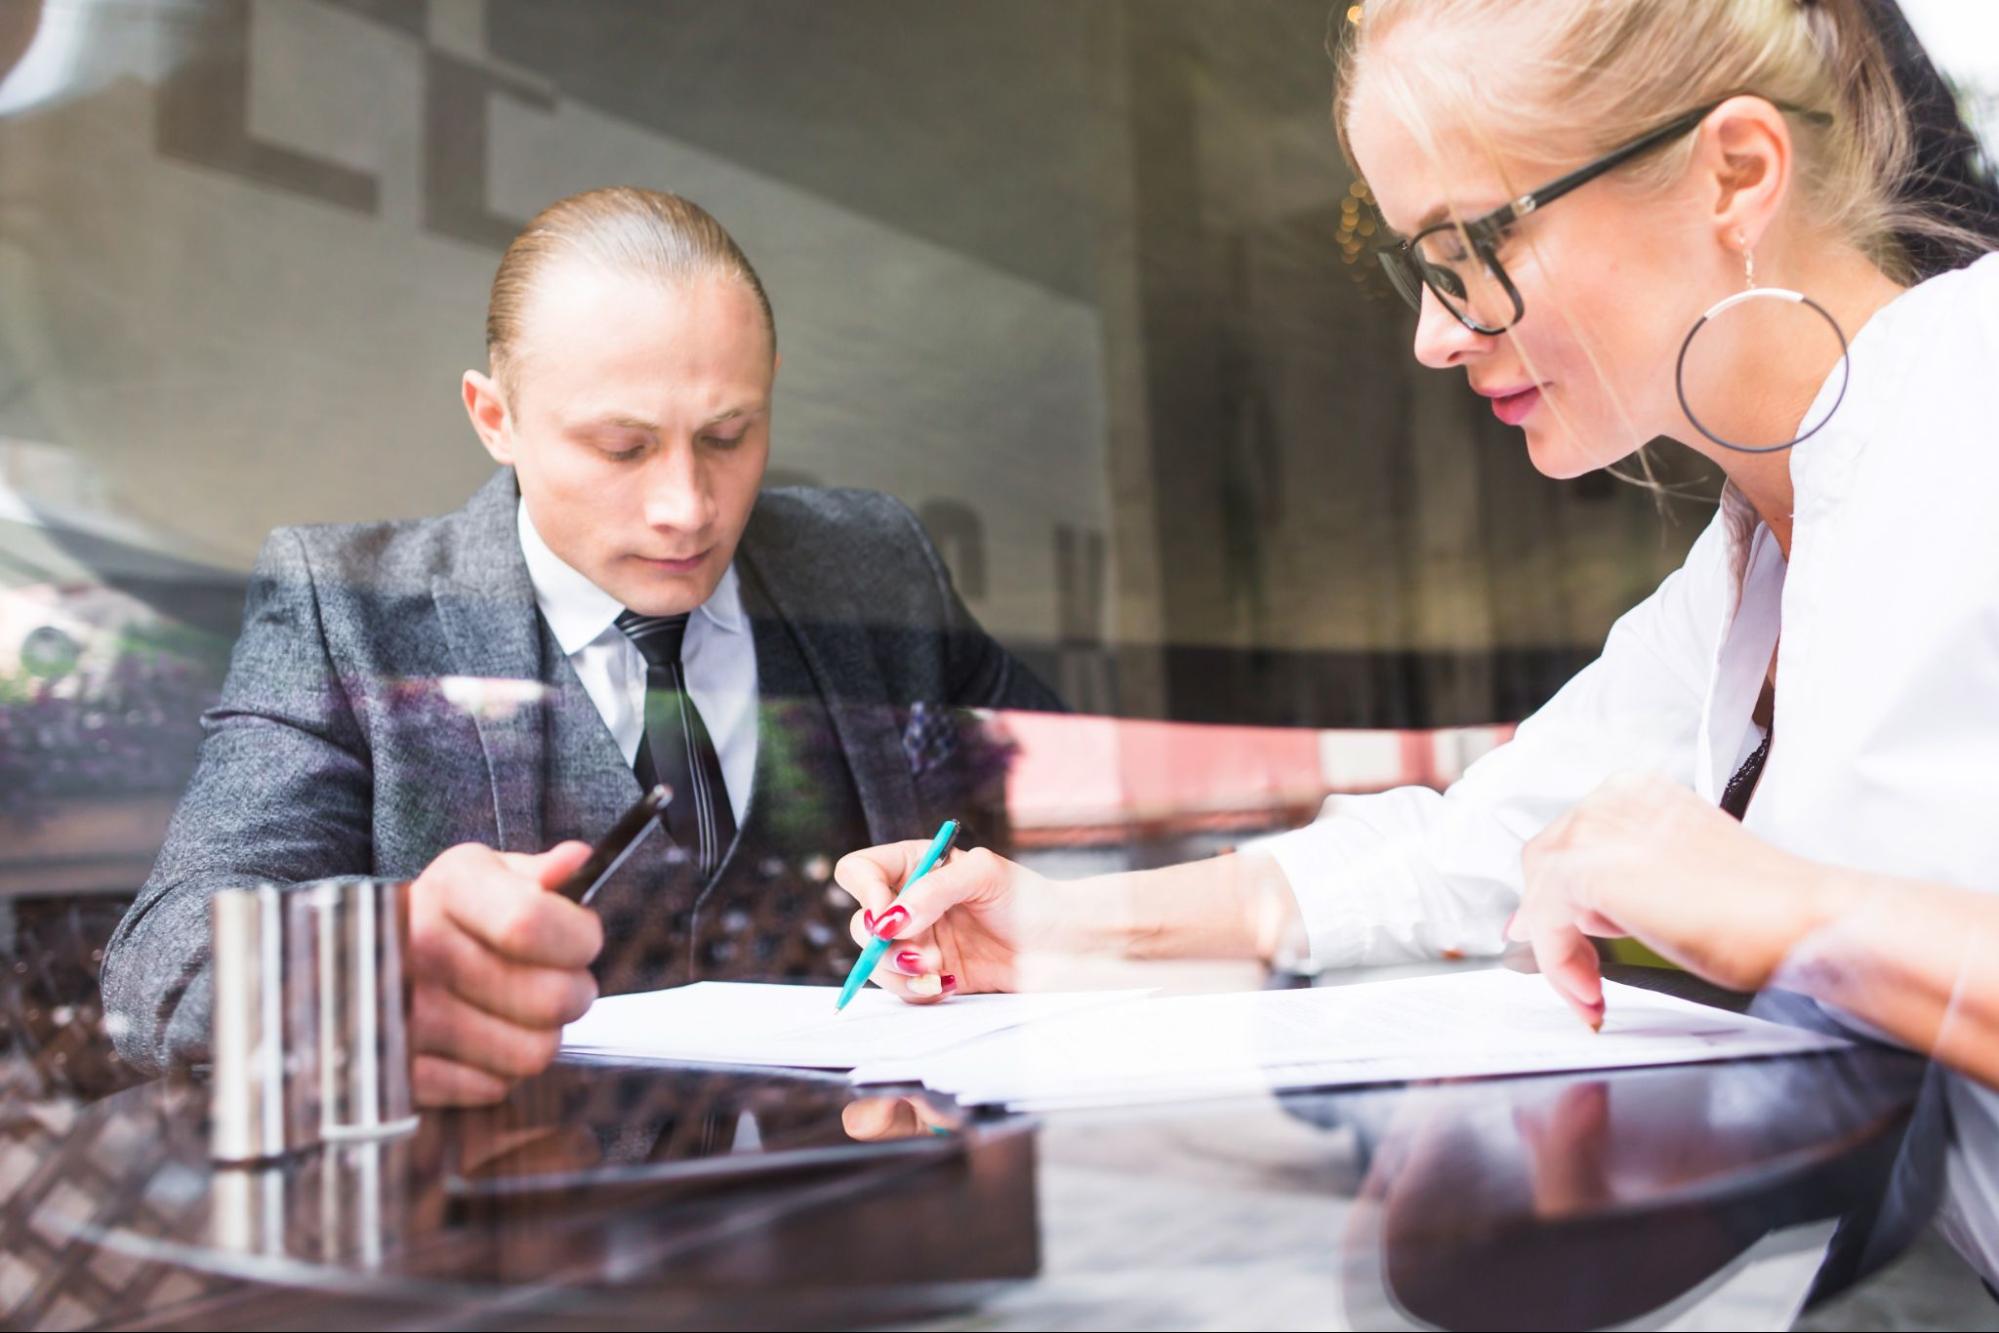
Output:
[699, 404, 770, 428]
[567, 404, 768, 433]
[570, 414, 661, 434]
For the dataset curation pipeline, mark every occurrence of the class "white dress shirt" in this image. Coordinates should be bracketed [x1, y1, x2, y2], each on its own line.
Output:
[517, 502, 758, 826]
[1261, 252, 1999, 972]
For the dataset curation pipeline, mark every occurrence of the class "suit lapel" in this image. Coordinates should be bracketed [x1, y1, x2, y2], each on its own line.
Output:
[737, 528, 919, 845]
[430, 469, 546, 853]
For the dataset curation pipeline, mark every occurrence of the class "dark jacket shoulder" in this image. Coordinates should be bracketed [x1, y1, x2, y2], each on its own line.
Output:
[743, 485, 1063, 714]
[261, 482, 505, 598]
[744, 487, 955, 617]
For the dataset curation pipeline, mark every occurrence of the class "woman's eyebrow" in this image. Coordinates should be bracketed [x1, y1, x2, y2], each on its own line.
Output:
[1371, 204, 1442, 244]
[1397, 200, 1506, 237]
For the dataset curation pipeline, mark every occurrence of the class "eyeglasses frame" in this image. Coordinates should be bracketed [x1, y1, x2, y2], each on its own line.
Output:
[1376, 97, 1834, 334]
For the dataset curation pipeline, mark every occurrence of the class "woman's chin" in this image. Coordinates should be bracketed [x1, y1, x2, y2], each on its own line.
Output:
[1522, 426, 1618, 481]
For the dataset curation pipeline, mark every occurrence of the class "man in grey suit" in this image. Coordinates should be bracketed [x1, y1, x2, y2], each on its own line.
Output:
[102, 187, 1061, 1104]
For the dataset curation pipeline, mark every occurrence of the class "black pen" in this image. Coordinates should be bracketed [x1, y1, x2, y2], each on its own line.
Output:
[556, 784, 672, 905]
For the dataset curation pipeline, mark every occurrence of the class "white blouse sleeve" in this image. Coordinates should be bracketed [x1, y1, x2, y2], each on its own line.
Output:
[1257, 512, 1732, 971]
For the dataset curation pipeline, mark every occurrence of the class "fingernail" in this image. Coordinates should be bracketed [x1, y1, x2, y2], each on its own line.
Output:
[895, 950, 923, 974]
[870, 905, 909, 939]
[1572, 994, 1603, 1030]
[940, 974, 958, 992]
[907, 973, 943, 997]
[863, 909, 876, 931]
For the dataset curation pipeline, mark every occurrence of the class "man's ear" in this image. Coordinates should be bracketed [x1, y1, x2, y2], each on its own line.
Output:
[462, 368, 514, 465]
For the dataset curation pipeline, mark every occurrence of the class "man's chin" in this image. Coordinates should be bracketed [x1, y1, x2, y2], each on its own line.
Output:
[606, 556, 724, 617]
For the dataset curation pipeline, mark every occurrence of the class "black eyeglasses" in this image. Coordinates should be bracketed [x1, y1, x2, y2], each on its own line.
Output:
[1375, 99, 1832, 334]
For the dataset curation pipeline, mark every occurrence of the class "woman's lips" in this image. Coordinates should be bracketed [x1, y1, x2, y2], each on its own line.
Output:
[1488, 386, 1542, 427]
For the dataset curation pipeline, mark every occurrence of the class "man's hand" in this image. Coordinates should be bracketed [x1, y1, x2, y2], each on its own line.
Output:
[405, 841, 602, 1106]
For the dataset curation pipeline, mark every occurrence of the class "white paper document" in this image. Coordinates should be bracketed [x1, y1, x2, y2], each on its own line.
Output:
[560, 981, 1148, 1070]
[850, 969, 1850, 1110]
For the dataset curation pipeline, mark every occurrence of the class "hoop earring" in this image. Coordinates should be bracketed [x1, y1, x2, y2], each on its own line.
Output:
[1674, 244, 1851, 455]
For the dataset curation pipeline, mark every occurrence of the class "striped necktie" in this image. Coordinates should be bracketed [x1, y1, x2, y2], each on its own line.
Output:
[614, 610, 737, 878]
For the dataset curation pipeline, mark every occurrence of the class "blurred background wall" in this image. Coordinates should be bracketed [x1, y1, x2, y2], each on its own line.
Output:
[0, 0, 1765, 731]
[3, 0, 1994, 731]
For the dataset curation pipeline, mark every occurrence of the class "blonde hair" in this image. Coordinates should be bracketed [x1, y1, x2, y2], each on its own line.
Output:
[485, 186, 775, 389]
[1334, 0, 1984, 285]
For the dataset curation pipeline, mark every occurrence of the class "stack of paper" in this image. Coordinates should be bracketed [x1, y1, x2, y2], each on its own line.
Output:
[849, 970, 1850, 1110]
[562, 972, 1849, 1113]
[560, 981, 1147, 1069]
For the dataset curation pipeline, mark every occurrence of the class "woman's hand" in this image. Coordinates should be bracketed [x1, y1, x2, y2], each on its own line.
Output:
[833, 840, 1297, 1005]
[840, 1094, 963, 1141]
[833, 842, 1070, 1003]
[1511, 773, 1838, 1026]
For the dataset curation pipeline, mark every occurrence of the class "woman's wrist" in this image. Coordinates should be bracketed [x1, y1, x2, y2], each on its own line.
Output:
[1736, 852, 1876, 991]
[1800, 863, 1874, 930]
[1080, 853, 1292, 963]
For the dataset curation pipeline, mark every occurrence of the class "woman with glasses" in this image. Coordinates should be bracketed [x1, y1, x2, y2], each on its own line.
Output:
[834, 0, 1999, 1069]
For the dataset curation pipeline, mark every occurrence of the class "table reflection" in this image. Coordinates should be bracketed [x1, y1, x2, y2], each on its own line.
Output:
[1334, 1049, 1926, 1330]
[0, 1023, 1945, 1330]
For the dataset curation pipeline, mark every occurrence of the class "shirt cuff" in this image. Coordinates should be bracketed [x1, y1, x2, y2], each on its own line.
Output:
[1245, 815, 1396, 974]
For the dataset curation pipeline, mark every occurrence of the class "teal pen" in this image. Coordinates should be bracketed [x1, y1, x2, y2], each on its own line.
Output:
[835, 819, 959, 1011]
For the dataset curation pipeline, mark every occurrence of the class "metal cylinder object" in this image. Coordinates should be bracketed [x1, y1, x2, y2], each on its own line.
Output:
[208, 1160, 292, 1256]
[316, 1133, 413, 1269]
[209, 885, 320, 1164]
[313, 877, 419, 1141]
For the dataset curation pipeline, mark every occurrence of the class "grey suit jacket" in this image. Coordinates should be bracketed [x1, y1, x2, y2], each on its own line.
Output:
[103, 468, 1061, 1071]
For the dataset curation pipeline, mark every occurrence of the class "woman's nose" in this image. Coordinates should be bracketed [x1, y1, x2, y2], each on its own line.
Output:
[1410, 287, 1490, 370]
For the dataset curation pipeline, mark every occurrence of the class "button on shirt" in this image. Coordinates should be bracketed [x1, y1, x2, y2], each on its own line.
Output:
[516, 502, 757, 826]
[1258, 252, 1999, 975]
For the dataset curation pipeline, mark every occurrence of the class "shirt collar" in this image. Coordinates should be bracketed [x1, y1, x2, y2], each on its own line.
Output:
[516, 500, 745, 655]
[701, 562, 747, 635]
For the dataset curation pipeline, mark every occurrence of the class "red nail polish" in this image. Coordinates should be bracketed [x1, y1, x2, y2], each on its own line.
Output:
[863, 909, 876, 931]
[871, 905, 909, 939]
[895, 950, 923, 974]
[941, 974, 958, 992]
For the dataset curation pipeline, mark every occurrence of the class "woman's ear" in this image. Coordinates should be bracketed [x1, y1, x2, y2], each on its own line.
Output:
[1697, 95, 1795, 256]
[462, 368, 514, 465]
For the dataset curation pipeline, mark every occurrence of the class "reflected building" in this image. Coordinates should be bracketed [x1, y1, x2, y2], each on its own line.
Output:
[0, 0, 1731, 737]
[1, 0, 1997, 1211]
